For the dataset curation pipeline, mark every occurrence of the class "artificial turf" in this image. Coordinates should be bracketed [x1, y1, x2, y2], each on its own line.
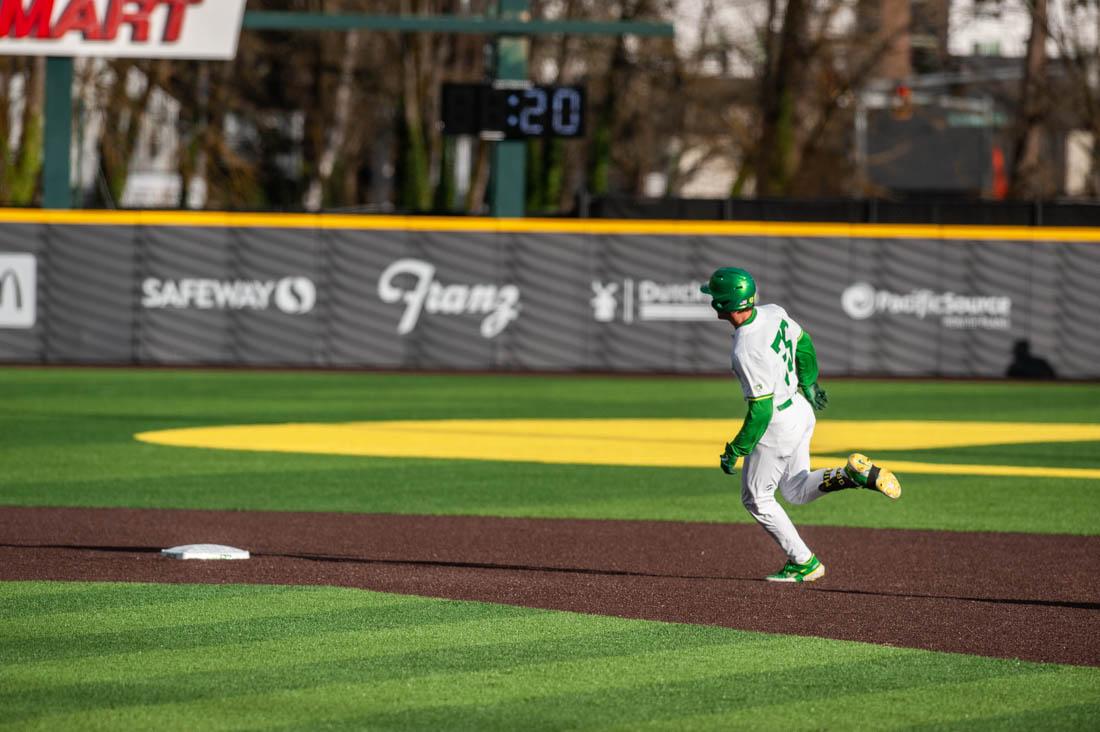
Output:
[1, 368, 1098, 534]
[2, 368, 1098, 730]
[2, 581, 1098, 731]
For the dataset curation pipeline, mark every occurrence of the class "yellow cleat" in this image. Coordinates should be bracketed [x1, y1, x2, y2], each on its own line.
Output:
[846, 453, 902, 500]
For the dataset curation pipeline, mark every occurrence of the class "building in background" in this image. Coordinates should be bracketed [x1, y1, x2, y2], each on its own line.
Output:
[2, 0, 1098, 210]
[862, 0, 1099, 199]
[665, 0, 1098, 201]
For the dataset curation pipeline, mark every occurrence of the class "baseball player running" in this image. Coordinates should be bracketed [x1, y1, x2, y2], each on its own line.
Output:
[701, 267, 901, 583]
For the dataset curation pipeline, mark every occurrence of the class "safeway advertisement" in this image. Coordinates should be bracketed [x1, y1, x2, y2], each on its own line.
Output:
[0, 0, 247, 59]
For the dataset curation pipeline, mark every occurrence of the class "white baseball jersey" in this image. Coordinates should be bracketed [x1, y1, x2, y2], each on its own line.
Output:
[730, 303, 821, 565]
[730, 303, 802, 407]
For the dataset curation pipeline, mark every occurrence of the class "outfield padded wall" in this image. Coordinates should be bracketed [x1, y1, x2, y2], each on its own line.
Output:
[0, 213, 1098, 378]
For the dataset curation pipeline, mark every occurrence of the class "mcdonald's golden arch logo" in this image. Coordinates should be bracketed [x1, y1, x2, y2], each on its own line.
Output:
[0, 253, 36, 328]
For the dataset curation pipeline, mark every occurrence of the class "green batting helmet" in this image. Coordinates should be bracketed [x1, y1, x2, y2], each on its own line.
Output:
[701, 267, 757, 312]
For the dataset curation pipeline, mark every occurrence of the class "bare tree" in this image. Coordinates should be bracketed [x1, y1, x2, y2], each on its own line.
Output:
[1007, 0, 1055, 197]
[1029, 0, 1100, 196]
[756, 0, 811, 195]
[304, 31, 361, 210]
[0, 57, 45, 205]
[88, 60, 170, 207]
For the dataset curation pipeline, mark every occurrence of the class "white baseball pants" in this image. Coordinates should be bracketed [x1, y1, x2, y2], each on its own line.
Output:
[739, 393, 828, 564]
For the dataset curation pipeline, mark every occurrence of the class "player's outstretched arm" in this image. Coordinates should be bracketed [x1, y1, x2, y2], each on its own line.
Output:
[795, 331, 828, 411]
[721, 396, 774, 473]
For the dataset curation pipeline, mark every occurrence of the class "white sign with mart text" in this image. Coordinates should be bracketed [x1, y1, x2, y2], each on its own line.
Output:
[0, 0, 247, 59]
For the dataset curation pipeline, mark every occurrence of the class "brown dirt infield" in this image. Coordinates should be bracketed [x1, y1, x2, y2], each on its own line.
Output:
[2, 506, 1098, 667]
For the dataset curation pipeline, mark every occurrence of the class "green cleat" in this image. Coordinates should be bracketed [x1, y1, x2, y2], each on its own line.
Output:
[765, 554, 825, 583]
[845, 453, 901, 500]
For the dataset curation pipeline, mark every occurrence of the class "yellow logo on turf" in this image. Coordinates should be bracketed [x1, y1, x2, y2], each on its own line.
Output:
[135, 419, 1100, 480]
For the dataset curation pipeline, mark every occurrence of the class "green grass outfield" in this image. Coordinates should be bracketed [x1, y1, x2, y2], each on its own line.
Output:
[3, 368, 1099, 533]
[2, 367, 1099, 730]
[2, 581, 1098, 731]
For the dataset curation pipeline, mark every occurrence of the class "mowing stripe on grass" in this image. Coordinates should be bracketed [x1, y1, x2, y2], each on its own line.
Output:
[4, 464, 1099, 535]
[596, 672, 1100, 731]
[0, 586, 385, 639]
[343, 663, 1092, 732]
[3, 603, 623, 689]
[3, 462, 1099, 533]
[8, 641, 1080, 732]
[6, 600, 540, 666]
[743, 668, 1100, 730]
[6, 641, 897, 731]
[0, 582, 289, 621]
[911, 702, 1100, 731]
[2, 582, 1097, 732]
[0, 628, 746, 724]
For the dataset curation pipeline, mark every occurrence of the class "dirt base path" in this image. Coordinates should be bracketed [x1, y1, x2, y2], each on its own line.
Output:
[2, 506, 1097, 667]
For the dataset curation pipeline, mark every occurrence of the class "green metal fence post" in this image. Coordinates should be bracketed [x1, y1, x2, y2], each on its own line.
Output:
[490, 0, 529, 218]
[43, 57, 73, 209]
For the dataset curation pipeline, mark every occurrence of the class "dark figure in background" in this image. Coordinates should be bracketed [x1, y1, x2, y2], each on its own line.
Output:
[1006, 339, 1057, 380]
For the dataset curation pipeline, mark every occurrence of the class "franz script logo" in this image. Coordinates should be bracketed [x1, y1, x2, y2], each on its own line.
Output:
[0, 253, 36, 329]
[377, 258, 520, 338]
